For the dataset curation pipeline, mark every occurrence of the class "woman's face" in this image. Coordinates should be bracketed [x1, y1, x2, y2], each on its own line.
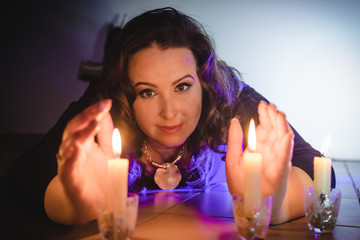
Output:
[129, 44, 202, 148]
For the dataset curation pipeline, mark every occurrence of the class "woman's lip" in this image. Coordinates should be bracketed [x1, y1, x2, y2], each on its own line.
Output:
[159, 124, 182, 134]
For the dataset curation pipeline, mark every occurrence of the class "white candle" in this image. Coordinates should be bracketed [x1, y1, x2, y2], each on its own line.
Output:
[108, 128, 129, 214]
[244, 119, 262, 215]
[314, 135, 332, 196]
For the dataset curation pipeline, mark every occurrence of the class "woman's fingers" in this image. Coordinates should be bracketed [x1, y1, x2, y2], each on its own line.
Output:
[258, 100, 291, 140]
[226, 118, 244, 195]
[59, 99, 112, 159]
[57, 99, 113, 174]
[267, 102, 279, 127]
[226, 118, 244, 162]
[258, 100, 271, 129]
[63, 99, 112, 140]
[96, 111, 114, 155]
[72, 119, 101, 145]
[257, 100, 294, 166]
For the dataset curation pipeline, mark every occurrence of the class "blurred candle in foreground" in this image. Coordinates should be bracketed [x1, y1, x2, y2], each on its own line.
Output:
[108, 128, 129, 213]
[314, 135, 331, 197]
[244, 119, 262, 215]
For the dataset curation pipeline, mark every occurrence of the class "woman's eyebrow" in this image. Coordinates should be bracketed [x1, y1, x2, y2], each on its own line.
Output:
[172, 74, 194, 86]
[133, 82, 157, 88]
[133, 74, 194, 88]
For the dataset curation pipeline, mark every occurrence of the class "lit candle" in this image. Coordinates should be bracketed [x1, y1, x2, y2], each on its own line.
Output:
[108, 128, 129, 214]
[314, 135, 332, 197]
[244, 119, 262, 215]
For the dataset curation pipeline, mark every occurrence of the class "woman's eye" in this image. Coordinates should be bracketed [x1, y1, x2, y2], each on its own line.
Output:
[139, 89, 156, 98]
[175, 83, 191, 92]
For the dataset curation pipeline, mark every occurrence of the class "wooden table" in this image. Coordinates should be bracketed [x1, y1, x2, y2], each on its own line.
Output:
[1, 159, 359, 239]
[1, 182, 359, 240]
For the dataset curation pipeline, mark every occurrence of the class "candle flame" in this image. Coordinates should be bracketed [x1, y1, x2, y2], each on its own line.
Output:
[248, 119, 256, 151]
[112, 128, 121, 156]
[321, 134, 331, 155]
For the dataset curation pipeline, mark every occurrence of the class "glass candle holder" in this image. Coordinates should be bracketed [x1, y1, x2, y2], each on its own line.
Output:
[232, 195, 272, 240]
[303, 187, 341, 233]
[97, 193, 139, 240]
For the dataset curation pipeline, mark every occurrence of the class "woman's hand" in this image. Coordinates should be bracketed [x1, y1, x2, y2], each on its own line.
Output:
[45, 99, 114, 225]
[226, 100, 294, 216]
[256, 101, 294, 199]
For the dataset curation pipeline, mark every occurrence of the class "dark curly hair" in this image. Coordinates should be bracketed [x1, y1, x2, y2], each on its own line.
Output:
[99, 7, 243, 159]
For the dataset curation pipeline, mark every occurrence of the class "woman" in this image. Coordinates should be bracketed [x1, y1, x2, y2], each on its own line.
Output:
[6, 7, 335, 226]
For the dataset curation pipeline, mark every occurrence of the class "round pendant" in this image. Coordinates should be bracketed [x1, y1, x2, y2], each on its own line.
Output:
[154, 163, 182, 190]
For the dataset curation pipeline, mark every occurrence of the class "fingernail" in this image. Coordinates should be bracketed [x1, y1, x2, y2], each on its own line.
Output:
[101, 99, 112, 112]
[94, 99, 112, 121]
[95, 99, 112, 113]
[231, 118, 239, 124]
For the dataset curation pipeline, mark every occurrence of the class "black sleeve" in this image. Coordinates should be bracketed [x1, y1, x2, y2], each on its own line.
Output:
[237, 84, 336, 188]
[5, 80, 98, 220]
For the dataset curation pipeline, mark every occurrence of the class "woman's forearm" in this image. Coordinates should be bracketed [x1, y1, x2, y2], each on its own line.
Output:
[270, 167, 313, 224]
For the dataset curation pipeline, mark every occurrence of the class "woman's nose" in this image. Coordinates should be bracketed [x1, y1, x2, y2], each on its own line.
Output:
[159, 96, 177, 120]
